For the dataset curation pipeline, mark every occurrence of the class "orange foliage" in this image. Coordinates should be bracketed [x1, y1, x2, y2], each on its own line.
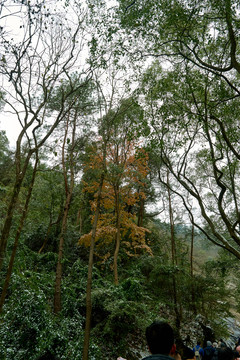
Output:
[78, 139, 151, 261]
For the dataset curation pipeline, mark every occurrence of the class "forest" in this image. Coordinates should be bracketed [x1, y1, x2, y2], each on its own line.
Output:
[1, 0, 240, 359]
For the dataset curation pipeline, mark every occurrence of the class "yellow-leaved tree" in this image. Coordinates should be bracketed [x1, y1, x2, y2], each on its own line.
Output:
[79, 138, 151, 285]
[80, 97, 152, 359]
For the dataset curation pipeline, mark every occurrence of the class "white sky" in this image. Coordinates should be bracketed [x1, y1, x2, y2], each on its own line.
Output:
[1, 112, 20, 147]
[0, 0, 90, 148]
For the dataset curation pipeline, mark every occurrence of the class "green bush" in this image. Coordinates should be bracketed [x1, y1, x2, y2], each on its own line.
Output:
[0, 285, 53, 359]
[88, 279, 148, 357]
[121, 278, 143, 301]
[0, 268, 86, 360]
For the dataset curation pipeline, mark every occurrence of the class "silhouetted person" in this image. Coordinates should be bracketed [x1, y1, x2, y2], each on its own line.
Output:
[203, 341, 214, 360]
[182, 347, 195, 360]
[218, 347, 234, 360]
[118, 320, 178, 360]
[143, 320, 177, 359]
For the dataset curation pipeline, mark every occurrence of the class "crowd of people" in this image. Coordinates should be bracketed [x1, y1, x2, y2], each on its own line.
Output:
[192, 339, 240, 360]
[117, 320, 240, 360]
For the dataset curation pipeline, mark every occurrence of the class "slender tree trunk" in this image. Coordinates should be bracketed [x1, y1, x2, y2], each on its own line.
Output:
[0, 178, 23, 271]
[76, 209, 83, 235]
[54, 113, 75, 314]
[0, 149, 33, 271]
[190, 224, 194, 278]
[82, 171, 105, 360]
[53, 191, 73, 313]
[167, 171, 181, 328]
[39, 222, 53, 255]
[137, 196, 144, 227]
[0, 153, 39, 313]
[113, 187, 121, 285]
[38, 206, 64, 254]
[82, 102, 109, 359]
[190, 223, 197, 313]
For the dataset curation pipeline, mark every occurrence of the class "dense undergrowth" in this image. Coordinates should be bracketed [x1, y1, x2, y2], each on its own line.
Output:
[0, 220, 238, 360]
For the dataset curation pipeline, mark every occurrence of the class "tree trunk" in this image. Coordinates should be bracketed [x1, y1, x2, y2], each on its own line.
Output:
[38, 205, 64, 254]
[76, 209, 83, 235]
[54, 113, 75, 314]
[167, 170, 181, 328]
[0, 148, 33, 271]
[53, 191, 72, 314]
[0, 154, 39, 313]
[113, 187, 121, 285]
[0, 178, 23, 271]
[137, 196, 144, 227]
[82, 171, 105, 360]
[190, 223, 197, 313]
[38, 222, 53, 255]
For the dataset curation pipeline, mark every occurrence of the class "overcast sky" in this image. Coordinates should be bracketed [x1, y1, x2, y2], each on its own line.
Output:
[1, 111, 20, 148]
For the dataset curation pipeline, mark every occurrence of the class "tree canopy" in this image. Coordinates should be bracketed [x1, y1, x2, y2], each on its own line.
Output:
[1, 1, 240, 359]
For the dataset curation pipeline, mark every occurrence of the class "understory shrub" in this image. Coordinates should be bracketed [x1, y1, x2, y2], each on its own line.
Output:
[0, 269, 87, 360]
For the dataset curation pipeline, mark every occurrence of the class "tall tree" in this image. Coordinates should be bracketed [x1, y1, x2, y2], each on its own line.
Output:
[81, 92, 147, 358]
[80, 98, 150, 283]
[139, 59, 240, 259]
[0, 1, 93, 270]
[82, 142, 107, 360]
[166, 170, 182, 327]
[81, 69, 117, 360]
[53, 111, 77, 314]
[52, 78, 96, 314]
[113, 0, 240, 259]
[80, 140, 150, 284]
[0, 150, 39, 313]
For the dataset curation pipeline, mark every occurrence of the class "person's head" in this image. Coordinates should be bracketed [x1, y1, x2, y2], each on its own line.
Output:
[236, 345, 240, 354]
[218, 347, 234, 360]
[218, 339, 225, 348]
[213, 342, 217, 348]
[183, 347, 195, 360]
[206, 341, 212, 347]
[145, 320, 175, 355]
[197, 341, 201, 346]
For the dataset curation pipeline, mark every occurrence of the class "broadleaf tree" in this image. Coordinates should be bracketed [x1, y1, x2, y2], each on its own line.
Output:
[0, 0, 94, 270]
[79, 138, 151, 284]
[115, 0, 240, 259]
[79, 98, 151, 283]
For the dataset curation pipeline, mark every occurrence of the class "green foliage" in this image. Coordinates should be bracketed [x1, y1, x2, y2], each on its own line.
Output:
[47, 74, 97, 114]
[0, 131, 13, 185]
[2, 0, 240, 347]
[0, 259, 102, 360]
[0, 215, 236, 359]
[25, 167, 65, 237]
[90, 279, 148, 357]
[0, 131, 14, 229]
[0, 270, 54, 359]
[121, 278, 143, 301]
